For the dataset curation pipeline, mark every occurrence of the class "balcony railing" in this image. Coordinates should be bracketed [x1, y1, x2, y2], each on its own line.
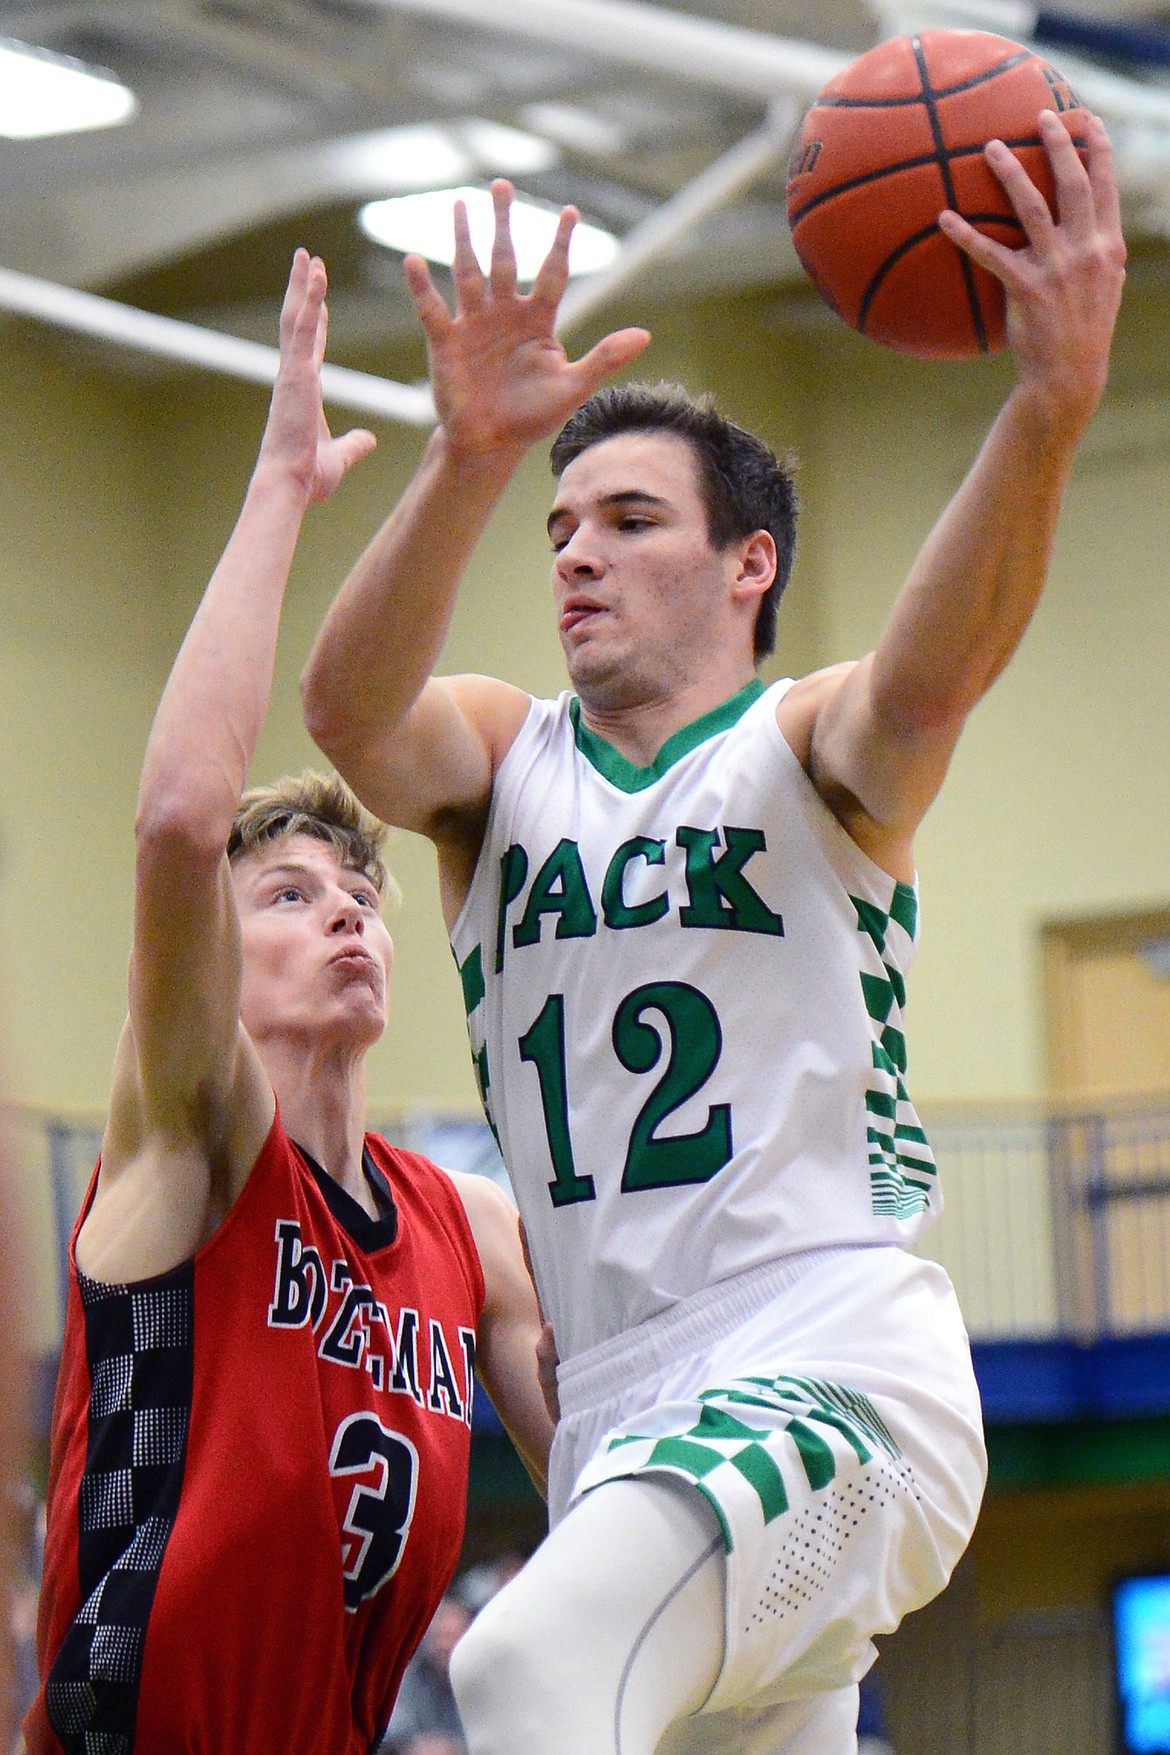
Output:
[921, 1098, 1170, 1340]
[13, 1097, 1170, 1348]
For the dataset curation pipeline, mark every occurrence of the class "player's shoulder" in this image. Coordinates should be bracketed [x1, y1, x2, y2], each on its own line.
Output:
[441, 1170, 519, 1263]
[442, 1165, 514, 1228]
[774, 660, 861, 762]
[438, 673, 534, 768]
[375, 1140, 503, 1239]
[431, 1168, 519, 1311]
[780, 660, 860, 707]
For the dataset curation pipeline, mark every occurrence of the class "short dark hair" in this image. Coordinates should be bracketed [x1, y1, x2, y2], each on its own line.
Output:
[549, 382, 798, 661]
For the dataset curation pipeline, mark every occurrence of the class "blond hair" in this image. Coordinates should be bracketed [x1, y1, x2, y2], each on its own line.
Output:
[228, 771, 397, 901]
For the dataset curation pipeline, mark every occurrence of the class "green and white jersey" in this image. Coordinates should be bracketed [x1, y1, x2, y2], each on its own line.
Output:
[449, 677, 940, 1362]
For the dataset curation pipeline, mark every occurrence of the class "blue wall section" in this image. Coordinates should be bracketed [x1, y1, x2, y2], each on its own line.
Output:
[973, 1335, 1170, 1423]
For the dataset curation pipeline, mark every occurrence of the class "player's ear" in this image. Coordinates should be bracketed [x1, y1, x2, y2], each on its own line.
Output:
[732, 529, 776, 602]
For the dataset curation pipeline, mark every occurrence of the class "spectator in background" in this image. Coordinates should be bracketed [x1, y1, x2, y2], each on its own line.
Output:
[450, 1552, 526, 1618]
[379, 1595, 473, 1755]
[378, 1556, 534, 1755]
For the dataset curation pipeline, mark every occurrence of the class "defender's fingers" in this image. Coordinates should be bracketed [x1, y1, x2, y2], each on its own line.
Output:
[312, 276, 330, 372]
[530, 206, 577, 311]
[279, 246, 312, 346]
[451, 198, 486, 310]
[489, 179, 518, 298]
[403, 253, 455, 341]
[334, 427, 378, 471]
[569, 325, 652, 397]
[285, 256, 327, 366]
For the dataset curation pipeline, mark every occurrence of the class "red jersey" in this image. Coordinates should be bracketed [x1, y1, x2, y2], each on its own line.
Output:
[27, 1111, 484, 1755]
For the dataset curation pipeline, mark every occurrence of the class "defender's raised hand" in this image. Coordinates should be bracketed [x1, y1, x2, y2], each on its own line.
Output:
[938, 110, 1126, 434]
[404, 179, 650, 459]
[259, 248, 377, 502]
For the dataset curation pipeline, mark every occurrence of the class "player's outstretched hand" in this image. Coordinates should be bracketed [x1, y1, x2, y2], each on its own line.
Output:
[405, 179, 650, 462]
[259, 248, 377, 504]
[938, 110, 1126, 434]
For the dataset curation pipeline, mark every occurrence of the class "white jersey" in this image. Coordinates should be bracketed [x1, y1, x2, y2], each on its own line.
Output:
[449, 678, 942, 1362]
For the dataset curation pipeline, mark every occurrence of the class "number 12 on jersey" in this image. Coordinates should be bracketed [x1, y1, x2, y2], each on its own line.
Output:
[518, 980, 733, 1206]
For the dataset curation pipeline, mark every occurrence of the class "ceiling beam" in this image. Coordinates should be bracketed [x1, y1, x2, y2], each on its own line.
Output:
[376, 0, 1170, 131]
[557, 99, 798, 333]
[371, 0, 845, 104]
[0, 267, 435, 424]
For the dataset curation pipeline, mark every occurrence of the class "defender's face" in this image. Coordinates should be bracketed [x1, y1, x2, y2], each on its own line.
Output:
[232, 833, 393, 1052]
[548, 431, 737, 710]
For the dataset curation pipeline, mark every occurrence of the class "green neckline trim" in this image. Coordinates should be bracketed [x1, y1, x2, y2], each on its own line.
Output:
[570, 678, 765, 793]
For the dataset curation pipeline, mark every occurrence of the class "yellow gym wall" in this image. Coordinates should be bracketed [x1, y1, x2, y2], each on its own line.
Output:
[800, 269, 1170, 1099]
[1, 263, 1168, 1134]
[0, 330, 165, 1111]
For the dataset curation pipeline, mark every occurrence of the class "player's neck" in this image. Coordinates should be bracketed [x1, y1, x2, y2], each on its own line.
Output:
[264, 1039, 372, 1210]
[577, 666, 760, 769]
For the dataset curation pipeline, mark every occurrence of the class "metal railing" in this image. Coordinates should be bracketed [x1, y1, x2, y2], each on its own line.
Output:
[921, 1098, 1170, 1340]
[13, 1097, 1170, 1347]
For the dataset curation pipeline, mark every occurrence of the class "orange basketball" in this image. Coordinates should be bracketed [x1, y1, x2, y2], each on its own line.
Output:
[785, 30, 1089, 357]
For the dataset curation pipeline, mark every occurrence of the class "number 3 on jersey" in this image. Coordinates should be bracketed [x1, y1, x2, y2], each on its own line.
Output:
[330, 1412, 419, 1611]
[518, 980, 733, 1206]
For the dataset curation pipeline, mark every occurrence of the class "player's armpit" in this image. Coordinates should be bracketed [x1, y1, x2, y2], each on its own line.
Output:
[81, 1017, 275, 1283]
[779, 660, 956, 880]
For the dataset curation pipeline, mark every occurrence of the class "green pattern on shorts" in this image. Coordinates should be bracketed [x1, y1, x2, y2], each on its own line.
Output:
[729, 1374, 902, 1462]
[601, 1370, 902, 1551]
[851, 889, 938, 1220]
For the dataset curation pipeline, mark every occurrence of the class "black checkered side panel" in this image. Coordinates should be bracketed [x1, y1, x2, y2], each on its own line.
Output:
[45, 1264, 195, 1755]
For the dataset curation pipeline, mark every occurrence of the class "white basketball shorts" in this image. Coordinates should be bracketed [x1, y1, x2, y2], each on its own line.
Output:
[550, 1244, 987, 1717]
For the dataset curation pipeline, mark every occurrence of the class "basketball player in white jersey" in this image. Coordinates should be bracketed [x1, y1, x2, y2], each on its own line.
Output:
[302, 111, 1125, 1755]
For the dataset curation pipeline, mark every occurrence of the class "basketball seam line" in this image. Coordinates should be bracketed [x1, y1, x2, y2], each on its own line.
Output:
[910, 33, 986, 350]
[814, 48, 1036, 110]
[854, 220, 971, 333]
[786, 133, 1086, 227]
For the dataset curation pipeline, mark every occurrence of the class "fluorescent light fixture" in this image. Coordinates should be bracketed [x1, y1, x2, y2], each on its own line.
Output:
[322, 119, 561, 198]
[332, 125, 475, 194]
[359, 186, 619, 281]
[519, 102, 627, 157]
[0, 37, 137, 140]
[453, 118, 558, 176]
[328, 119, 558, 196]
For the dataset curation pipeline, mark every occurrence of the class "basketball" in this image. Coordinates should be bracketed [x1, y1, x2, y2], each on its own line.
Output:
[785, 30, 1089, 357]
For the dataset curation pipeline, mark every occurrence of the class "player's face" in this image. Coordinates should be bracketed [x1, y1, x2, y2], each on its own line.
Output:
[547, 431, 743, 709]
[232, 833, 393, 1054]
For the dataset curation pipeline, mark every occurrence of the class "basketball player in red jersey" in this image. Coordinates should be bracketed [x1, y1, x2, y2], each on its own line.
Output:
[24, 251, 554, 1755]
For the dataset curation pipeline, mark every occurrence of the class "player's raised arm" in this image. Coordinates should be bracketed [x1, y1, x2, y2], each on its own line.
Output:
[91, 254, 376, 1277]
[301, 181, 650, 849]
[789, 110, 1126, 872]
